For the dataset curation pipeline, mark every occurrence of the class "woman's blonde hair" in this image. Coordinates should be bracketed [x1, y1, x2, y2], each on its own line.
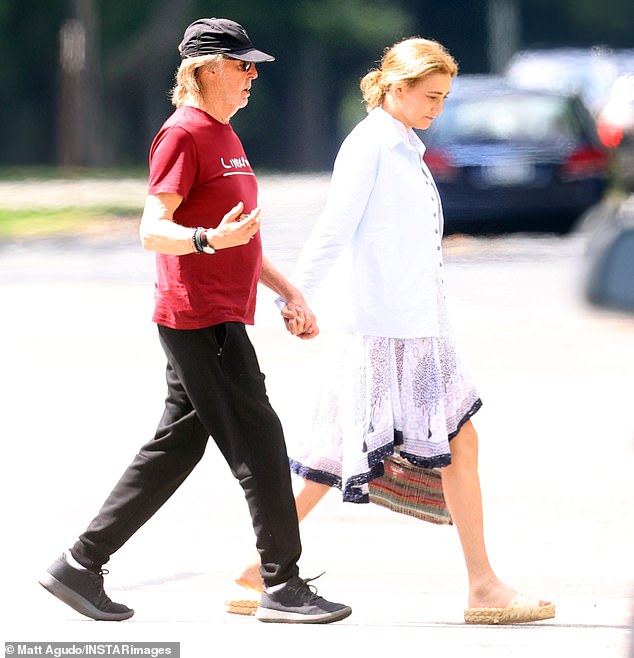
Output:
[170, 54, 224, 107]
[360, 37, 458, 111]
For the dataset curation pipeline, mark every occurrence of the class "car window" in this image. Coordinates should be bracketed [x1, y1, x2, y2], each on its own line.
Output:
[434, 96, 577, 143]
[504, 49, 625, 114]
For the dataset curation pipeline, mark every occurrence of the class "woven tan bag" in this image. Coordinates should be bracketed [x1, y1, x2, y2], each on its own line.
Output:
[368, 453, 452, 525]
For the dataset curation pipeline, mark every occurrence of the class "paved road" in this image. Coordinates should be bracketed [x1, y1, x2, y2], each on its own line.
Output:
[1, 177, 633, 657]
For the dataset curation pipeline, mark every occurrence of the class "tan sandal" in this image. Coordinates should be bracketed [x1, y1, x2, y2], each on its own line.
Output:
[464, 592, 555, 624]
[225, 598, 259, 616]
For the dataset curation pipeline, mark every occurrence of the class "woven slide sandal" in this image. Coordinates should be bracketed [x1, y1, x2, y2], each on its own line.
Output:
[225, 572, 262, 616]
[225, 598, 259, 616]
[464, 592, 555, 624]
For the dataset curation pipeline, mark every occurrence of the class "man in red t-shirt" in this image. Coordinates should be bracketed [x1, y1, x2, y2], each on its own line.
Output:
[39, 17, 351, 625]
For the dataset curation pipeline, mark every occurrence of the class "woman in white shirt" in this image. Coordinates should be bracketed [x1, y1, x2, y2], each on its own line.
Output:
[233, 37, 554, 625]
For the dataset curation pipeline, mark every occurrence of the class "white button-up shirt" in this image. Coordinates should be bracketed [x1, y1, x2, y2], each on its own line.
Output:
[291, 106, 444, 338]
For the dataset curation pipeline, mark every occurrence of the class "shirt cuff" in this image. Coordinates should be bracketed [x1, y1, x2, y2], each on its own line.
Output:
[274, 296, 287, 311]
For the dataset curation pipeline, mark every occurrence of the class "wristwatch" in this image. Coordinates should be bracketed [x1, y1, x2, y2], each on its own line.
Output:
[201, 230, 216, 254]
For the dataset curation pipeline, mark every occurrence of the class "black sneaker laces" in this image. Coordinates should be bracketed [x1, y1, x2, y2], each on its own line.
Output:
[87, 568, 117, 607]
[289, 572, 326, 602]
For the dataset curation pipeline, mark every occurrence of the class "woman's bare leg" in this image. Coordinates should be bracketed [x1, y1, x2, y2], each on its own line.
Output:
[235, 479, 331, 592]
[441, 420, 549, 609]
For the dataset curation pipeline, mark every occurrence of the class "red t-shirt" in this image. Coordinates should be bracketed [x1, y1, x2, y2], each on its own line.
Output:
[147, 106, 262, 329]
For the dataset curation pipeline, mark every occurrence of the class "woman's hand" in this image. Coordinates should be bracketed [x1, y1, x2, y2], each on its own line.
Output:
[281, 299, 319, 340]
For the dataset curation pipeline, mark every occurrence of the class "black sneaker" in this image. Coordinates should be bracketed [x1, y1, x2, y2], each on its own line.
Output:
[39, 553, 134, 621]
[255, 574, 352, 624]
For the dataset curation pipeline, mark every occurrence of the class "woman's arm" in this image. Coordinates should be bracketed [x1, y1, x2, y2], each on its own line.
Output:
[292, 130, 379, 301]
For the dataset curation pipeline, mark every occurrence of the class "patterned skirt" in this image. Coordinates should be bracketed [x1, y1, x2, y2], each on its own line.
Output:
[289, 292, 481, 506]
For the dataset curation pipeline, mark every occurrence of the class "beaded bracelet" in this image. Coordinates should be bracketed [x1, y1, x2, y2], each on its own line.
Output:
[192, 227, 205, 253]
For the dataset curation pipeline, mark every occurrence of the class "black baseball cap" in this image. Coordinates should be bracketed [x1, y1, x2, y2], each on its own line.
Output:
[178, 18, 275, 62]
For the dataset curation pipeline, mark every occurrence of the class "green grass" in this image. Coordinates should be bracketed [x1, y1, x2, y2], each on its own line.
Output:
[0, 166, 147, 181]
[0, 207, 139, 239]
[0, 167, 145, 238]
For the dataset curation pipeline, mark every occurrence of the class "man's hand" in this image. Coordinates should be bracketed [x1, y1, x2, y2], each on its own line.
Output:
[281, 300, 319, 340]
[206, 202, 260, 249]
[258, 253, 319, 339]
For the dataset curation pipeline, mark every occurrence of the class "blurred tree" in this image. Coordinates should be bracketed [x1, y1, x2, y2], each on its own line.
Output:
[403, 1, 489, 73]
[487, 0, 520, 73]
[57, 0, 105, 167]
[522, 0, 634, 48]
[282, 0, 414, 170]
[0, 0, 66, 165]
[189, 0, 413, 170]
[100, 0, 193, 166]
[0, 0, 632, 170]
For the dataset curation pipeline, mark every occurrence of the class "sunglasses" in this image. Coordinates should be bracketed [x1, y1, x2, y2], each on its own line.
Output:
[223, 57, 252, 72]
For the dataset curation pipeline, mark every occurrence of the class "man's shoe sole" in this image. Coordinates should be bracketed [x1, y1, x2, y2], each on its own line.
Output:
[38, 573, 134, 621]
[255, 605, 352, 624]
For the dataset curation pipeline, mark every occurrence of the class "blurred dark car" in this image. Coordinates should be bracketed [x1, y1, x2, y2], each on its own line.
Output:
[421, 76, 611, 233]
[505, 48, 634, 193]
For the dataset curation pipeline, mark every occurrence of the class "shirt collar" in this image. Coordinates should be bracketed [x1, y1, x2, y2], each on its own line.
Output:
[369, 106, 427, 156]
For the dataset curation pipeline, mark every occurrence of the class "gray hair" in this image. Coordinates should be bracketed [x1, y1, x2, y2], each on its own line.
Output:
[170, 54, 224, 107]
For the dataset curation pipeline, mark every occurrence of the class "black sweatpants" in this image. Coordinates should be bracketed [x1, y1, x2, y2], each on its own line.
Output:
[71, 322, 302, 587]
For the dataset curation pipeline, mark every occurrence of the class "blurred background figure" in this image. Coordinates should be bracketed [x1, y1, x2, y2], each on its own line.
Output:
[597, 73, 634, 191]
